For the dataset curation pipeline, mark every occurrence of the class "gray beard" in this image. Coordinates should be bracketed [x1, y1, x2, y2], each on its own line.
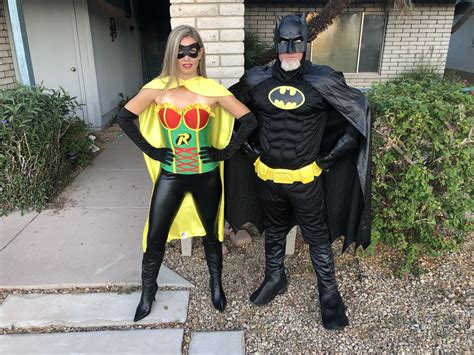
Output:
[280, 59, 301, 72]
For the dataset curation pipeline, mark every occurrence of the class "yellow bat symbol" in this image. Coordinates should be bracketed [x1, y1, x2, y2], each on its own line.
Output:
[268, 86, 305, 110]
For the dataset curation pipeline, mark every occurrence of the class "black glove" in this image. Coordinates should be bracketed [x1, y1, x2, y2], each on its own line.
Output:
[241, 139, 261, 161]
[316, 154, 335, 171]
[317, 125, 360, 170]
[147, 147, 174, 165]
[200, 146, 228, 162]
[200, 111, 258, 163]
[117, 107, 174, 165]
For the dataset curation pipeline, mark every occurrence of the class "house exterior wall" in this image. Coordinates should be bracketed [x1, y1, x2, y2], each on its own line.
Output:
[170, 0, 245, 88]
[244, 2, 455, 88]
[0, 0, 16, 89]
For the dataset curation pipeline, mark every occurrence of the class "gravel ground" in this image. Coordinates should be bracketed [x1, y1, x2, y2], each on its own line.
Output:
[165, 225, 472, 353]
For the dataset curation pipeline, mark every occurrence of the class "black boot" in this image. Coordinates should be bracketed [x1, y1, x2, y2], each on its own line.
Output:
[250, 233, 288, 305]
[134, 250, 165, 322]
[203, 237, 226, 311]
[309, 244, 349, 330]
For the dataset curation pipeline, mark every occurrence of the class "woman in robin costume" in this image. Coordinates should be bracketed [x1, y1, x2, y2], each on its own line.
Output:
[117, 25, 257, 321]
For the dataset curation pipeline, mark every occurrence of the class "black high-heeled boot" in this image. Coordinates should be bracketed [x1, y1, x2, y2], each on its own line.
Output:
[134, 250, 165, 322]
[250, 233, 288, 305]
[309, 244, 349, 330]
[202, 237, 226, 311]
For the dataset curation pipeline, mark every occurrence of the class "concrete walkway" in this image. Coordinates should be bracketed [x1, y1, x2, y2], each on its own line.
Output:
[0, 136, 191, 290]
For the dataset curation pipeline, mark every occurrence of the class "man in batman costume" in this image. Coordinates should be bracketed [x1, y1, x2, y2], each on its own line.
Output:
[227, 13, 372, 330]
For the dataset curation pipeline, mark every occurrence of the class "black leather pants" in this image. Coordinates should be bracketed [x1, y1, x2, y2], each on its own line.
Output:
[259, 177, 331, 248]
[259, 177, 334, 279]
[145, 168, 222, 253]
[142, 168, 226, 311]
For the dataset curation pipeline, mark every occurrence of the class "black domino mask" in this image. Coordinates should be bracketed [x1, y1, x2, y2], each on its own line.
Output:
[177, 43, 201, 59]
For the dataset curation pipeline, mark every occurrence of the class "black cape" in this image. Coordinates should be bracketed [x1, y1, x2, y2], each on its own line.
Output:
[226, 62, 372, 252]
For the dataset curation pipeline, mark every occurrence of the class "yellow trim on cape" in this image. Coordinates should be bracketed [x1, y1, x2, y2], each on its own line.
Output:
[139, 76, 234, 252]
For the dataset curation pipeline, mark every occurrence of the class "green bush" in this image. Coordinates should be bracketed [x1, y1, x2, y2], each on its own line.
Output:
[367, 69, 474, 274]
[0, 85, 92, 214]
[244, 31, 273, 69]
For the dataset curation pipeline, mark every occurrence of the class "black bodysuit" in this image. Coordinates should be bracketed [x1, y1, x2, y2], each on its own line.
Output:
[233, 60, 362, 247]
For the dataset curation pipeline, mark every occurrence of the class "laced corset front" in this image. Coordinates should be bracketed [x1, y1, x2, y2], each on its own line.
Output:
[155, 103, 218, 174]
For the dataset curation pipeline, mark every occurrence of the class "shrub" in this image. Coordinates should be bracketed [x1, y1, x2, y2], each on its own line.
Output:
[244, 31, 273, 69]
[367, 69, 474, 274]
[0, 85, 91, 214]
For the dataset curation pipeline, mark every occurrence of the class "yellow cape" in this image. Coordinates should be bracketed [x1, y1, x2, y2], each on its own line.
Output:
[139, 76, 234, 252]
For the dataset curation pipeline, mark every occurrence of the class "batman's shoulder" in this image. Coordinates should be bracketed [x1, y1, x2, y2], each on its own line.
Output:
[303, 63, 352, 93]
[303, 63, 339, 82]
[307, 64, 337, 76]
[244, 65, 273, 87]
[229, 65, 273, 97]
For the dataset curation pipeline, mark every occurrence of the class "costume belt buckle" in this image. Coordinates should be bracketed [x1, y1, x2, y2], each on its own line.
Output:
[299, 165, 316, 184]
[272, 170, 294, 184]
[259, 165, 268, 180]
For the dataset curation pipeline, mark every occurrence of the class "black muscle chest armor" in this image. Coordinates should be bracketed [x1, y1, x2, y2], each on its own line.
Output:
[250, 77, 328, 169]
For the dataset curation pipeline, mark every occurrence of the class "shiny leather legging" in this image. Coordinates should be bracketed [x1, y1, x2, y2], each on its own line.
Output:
[145, 168, 221, 253]
[258, 177, 330, 247]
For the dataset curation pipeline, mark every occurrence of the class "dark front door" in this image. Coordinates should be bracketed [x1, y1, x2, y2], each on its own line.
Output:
[136, 0, 171, 83]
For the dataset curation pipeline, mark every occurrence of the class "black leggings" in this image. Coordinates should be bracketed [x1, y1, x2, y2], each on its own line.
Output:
[146, 168, 222, 253]
[258, 177, 330, 247]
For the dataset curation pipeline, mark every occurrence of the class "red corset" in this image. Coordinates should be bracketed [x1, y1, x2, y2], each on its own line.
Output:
[156, 103, 213, 130]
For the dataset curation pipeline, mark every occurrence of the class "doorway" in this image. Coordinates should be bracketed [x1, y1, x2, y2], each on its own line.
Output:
[135, 0, 171, 82]
[22, 0, 85, 118]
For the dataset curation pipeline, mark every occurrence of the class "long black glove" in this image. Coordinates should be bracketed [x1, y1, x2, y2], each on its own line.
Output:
[317, 125, 360, 170]
[117, 107, 174, 165]
[200, 111, 258, 162]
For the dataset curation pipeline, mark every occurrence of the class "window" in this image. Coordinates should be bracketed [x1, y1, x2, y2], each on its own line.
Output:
[310, 14, 386, 73]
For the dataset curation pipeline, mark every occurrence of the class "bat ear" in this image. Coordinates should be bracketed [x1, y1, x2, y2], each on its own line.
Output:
[275, 14, 282, 27]
[300, 11, 306, 24]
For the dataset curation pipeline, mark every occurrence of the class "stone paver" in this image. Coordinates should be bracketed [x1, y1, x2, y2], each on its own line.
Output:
[189, 331, 245, 355]
[0, 208, 192, 289]
[0, 329, 184, 354]
[285, 225, 298, 255]
[181, 237, 193, 256]
[0, 291, 189, 328]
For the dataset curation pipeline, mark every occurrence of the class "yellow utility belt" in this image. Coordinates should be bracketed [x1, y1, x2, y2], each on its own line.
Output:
[254, 157, 322, 184]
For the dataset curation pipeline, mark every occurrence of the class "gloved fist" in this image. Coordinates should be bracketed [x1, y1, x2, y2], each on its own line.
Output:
[242, 141, 260, 161]
[148, 147, 174, 165]
[199, 146, 231, 163]
[316, 154, 334, 171]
